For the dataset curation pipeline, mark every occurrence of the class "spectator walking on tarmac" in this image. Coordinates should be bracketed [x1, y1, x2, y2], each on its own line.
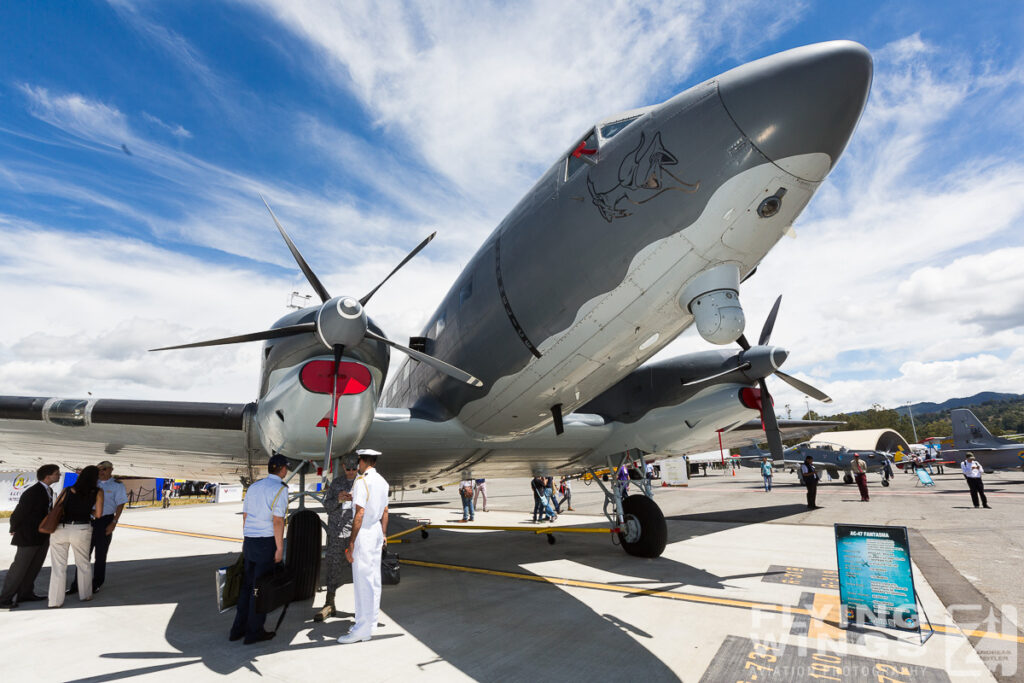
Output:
[315, 454, 359, 622]
[760, 457, 773, 492]
[337, 449, 389, 644]
[458, 477, 475, 522]
[852, 453, 870, 502]
[544, 476, 557, 514]
[229, 454, 288, 644]
[882, 457, 894, 482]
[617, 464, 630, 499]
[1, 464, 60, 609]
[961, 453, 991, 509]
[557, 476, 574, 511]
[473, 478, 488, 513]
[532, 475, 548, 524]
[800, 456, 820, 509]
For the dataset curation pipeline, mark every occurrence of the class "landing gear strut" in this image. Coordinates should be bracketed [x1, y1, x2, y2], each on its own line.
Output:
[587, 453, 667, 558]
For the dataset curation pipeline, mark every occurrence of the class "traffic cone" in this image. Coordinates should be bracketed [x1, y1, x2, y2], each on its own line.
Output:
[732, 467, 736, 477]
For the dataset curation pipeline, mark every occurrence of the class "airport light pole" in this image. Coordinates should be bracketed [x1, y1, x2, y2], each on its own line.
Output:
[906, 402, 919, 443]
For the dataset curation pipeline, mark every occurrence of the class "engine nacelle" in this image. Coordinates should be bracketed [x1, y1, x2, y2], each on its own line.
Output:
[256, 358, 378, 459]
[679, 264, 745, 345]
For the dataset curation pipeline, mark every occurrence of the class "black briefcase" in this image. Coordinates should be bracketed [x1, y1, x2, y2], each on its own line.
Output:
[254, 563, 296, 614]
[381, 549, 400, 585]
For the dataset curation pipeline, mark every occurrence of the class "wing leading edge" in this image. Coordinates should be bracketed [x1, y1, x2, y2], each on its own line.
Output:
[0, 396, 256, 482]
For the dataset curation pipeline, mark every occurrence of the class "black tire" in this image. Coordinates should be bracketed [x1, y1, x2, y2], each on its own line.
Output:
[881, 478, 890, 487]
[286, 509, 322, 600]
[842, 473, 853, 484]
[618, 495, 667, 558]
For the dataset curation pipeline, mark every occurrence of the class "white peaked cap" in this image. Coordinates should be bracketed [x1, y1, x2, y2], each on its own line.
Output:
[356, 449, 382, 457]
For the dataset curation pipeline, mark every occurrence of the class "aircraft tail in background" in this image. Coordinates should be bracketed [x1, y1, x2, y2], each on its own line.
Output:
[950, 409, 1015, 448]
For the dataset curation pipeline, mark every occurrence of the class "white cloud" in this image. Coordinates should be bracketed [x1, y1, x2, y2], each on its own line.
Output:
[141, 112, 192, 139]
[242, 0, 807, 206]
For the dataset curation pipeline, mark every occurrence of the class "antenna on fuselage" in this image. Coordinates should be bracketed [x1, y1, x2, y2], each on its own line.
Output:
[287, 291, 313, 310]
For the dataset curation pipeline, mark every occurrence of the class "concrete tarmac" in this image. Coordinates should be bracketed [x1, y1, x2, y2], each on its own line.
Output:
[1, 467, 1022, 681]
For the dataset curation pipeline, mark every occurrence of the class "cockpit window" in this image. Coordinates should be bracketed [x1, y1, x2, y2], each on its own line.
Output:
[600, 116, 639, 139]
[565, 129, 597, 180]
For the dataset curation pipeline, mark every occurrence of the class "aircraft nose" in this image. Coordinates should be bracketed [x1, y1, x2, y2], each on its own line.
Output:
[717, 41, 872, 182]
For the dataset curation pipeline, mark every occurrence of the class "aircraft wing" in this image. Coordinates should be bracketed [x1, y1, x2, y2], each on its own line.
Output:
[0, 396, 256, 482]
[0, 395, 845, 488]
[714, 419, 844, 452]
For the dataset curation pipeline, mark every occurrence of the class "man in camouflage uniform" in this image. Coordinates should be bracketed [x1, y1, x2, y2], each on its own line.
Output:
[314, 454, 359, 621]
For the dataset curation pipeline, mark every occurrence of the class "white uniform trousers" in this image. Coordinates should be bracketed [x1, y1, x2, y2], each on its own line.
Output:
[350, 522, 383, 638]
[48, 523, 93, 607]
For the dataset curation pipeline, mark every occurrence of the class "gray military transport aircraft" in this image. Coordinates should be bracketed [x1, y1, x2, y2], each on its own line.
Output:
[0, 41, 872, 562]
[943, 408, 1024, 471]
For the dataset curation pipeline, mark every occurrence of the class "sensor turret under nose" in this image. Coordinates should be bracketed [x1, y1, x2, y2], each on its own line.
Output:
[680, 264, 746, 345]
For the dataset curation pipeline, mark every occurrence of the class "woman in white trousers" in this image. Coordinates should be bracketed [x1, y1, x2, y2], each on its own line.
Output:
[48, 466, 104, 608]
[48, 523, 94, 607]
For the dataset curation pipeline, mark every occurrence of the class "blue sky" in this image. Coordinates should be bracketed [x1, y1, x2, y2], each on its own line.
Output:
[1, 0, 1023, 415]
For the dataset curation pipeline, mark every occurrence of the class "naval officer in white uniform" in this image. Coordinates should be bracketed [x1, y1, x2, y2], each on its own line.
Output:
[337, 448, 389, 644]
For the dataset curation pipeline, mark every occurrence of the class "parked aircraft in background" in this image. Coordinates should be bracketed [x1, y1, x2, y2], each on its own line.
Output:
[0, 41, 872, 561]
[737, 440, 893, 485]
[943, 409, 1024, 472]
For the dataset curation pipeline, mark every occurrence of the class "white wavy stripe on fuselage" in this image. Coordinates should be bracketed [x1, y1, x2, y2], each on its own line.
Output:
[457, 153, 826, 438]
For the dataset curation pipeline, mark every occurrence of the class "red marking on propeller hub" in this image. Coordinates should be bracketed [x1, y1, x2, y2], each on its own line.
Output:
[300, 361, 372, 396]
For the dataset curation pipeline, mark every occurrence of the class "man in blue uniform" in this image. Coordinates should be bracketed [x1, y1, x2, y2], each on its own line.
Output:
[230, 454, 290, 644]
[92, 460, 128, 592]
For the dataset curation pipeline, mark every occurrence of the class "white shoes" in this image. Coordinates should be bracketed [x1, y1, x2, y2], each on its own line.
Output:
[337, 631, 371, 644]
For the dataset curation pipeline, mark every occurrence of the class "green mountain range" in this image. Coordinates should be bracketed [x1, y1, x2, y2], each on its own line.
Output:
[806, 392, 1024, 442]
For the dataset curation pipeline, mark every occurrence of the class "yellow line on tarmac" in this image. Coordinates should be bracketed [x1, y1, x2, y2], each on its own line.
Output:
[402, 559, 1024, 645]
[402, 558, 804, 614]
[117, 523, 1024, 645]
[423, 524, 615, 535]
[119, 523, 241, 544]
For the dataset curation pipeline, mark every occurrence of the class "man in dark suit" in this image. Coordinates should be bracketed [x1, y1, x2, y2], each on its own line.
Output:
[1, 464, 61, 609]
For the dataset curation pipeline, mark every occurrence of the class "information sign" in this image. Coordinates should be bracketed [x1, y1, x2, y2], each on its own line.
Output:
[834, 524, 919, 633]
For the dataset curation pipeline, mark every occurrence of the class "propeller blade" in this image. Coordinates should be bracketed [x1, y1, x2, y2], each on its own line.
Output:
[758, 295, 782, 346]
[364, 329, 484, 387]
[775, 370, 833, 403]
[758, 378, 784, 460]
[261, 195, 332, 304]
[682, 362, 752, 387]
[736, 335, 751, 351]
[359, 232, 437, 307]
[149, 323, 316, 351]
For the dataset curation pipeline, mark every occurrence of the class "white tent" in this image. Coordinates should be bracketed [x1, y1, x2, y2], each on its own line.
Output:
[808, 429, 910, 453]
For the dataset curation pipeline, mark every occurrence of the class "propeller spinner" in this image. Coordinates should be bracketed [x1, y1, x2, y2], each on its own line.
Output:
[151, 197, 483, 388]
[684, 295, 831, 460]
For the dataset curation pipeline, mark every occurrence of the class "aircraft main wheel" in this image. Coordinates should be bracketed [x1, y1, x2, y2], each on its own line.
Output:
[881, 479, 890, 487]
[618, 495, 667, 558]
[843, 473, 853, 484]
[286, 509, 322, 601]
